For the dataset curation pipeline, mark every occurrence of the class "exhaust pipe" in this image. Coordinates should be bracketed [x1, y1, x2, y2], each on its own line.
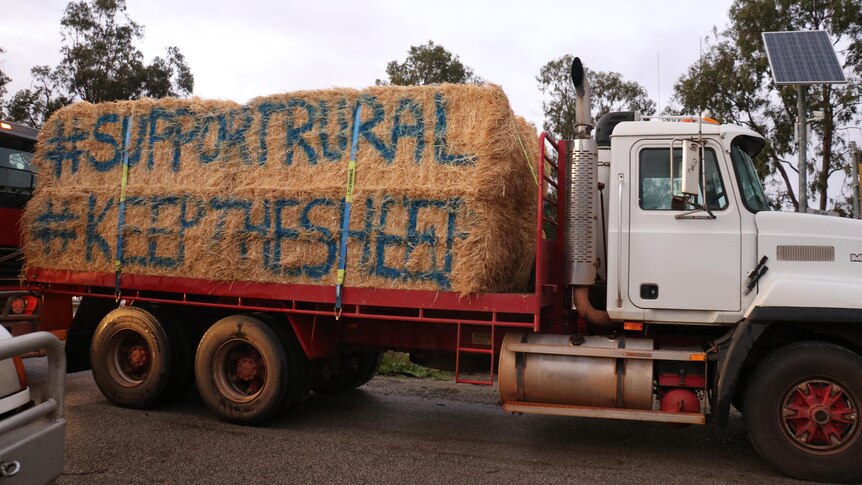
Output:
[573, 286, 615, 329]
[571, 57, 592, 138]
[565, 58, 598, 287]
[567, 58, 616, 332]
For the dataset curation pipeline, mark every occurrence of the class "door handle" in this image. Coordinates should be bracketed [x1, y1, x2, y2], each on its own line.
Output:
[616, 173, 624, 308]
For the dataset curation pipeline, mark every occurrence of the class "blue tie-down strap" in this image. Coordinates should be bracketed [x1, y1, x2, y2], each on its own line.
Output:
[334, 103, 362, 319]
[114, 118, 132, 300]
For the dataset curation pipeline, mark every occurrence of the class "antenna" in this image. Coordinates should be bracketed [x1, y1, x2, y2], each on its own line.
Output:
[699, 36, 704, 114]
[657, 52, 661, 114]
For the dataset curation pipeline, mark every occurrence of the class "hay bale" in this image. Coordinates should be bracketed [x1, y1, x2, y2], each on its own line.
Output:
[24, 84, 538, 294]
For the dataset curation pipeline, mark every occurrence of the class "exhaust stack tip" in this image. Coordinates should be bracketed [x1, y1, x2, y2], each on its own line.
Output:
[568, 56, 593, 137]
[571, 57, 586, 96]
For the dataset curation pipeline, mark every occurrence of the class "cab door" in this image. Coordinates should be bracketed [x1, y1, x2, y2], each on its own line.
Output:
[627, 141, 741, 311]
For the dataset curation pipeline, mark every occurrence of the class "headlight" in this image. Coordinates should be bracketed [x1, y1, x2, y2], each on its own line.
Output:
[10, 297, 26, 315]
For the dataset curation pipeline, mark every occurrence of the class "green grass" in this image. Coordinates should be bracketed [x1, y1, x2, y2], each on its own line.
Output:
[378, 352, 452, 380]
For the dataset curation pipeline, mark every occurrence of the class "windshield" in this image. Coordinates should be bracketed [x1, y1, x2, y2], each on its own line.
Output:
[730, 138, 770, 212]
[0, 137, 37, 208]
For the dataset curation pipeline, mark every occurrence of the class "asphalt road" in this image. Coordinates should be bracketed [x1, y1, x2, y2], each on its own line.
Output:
[25, 358, 813, 485]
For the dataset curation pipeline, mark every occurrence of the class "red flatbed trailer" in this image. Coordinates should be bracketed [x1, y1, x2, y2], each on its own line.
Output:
[26, 268, 552, 371]
[27, 131, 566, 385]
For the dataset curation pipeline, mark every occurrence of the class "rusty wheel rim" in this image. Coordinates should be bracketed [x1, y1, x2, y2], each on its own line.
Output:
[212, 339, 266, 403]
[107, 329, 151, 386]
[781, 379, 859, 453]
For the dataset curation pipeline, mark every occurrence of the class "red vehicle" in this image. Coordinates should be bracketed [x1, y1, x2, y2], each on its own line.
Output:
[21, 65, 862, 483]
[0, 121, 44, 336]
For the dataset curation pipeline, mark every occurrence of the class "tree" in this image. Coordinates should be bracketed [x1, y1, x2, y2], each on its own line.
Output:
[668, 0, 862, 212]
[7, 66, 72, 128]
[59, 0, 192, 102]
[667, 34, 796, 209]
[376, 41, 481, 86]
[537, 54, 656, 141]
[5, 0, 193, 127]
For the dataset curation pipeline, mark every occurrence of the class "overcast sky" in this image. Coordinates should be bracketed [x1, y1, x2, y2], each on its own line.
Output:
[3, 0, 739, 129]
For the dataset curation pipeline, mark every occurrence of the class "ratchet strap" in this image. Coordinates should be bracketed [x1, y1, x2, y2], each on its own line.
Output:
[334, 103, 362, 319]
[114, 116, 132, 300]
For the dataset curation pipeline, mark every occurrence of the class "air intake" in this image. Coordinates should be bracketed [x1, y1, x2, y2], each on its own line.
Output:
[776, 245, 834, 262]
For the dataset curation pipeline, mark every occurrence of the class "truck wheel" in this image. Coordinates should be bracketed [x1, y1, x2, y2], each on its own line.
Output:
[195, 315, 297, 424]
[313, 352, 383, 394]
[744, 342, 862, 483]
[90, 306, 176, 408]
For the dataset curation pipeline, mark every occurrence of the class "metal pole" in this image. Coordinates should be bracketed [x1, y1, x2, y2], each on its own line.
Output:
[858, 146, 862, 220]
[852, 141, 860, 219]
[797, 84, 808, 213]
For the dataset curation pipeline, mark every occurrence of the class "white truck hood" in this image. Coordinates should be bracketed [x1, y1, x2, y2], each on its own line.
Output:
[747, 211, 862, 319]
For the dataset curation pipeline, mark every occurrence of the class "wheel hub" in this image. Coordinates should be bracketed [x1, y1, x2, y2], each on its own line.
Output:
[213, 340, 267, 401]
[236, 356, 258, 381]
[107, 329, 151, 384]
[811, 407, 830, 425]
[782, 379, 858, 452]
[128, 345, 148, 371]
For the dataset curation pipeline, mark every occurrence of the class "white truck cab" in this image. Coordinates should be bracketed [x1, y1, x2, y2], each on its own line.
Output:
[600, 117, 862, 330]
[606, 119, 766, 324]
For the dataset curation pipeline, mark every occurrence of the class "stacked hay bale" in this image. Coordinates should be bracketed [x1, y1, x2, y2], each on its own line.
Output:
[23, 84, 538, 294]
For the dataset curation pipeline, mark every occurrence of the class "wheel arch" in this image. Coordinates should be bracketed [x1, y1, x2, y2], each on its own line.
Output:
[717, 319, 862, 425]
[65, 296, 118, 372]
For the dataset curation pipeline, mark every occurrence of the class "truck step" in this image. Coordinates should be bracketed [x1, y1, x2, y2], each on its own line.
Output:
[505, 342, 707, 362]
[502, 400, 705, 425]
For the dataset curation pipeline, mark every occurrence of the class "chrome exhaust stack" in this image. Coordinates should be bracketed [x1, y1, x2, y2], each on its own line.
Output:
[565, 58, 598, 287]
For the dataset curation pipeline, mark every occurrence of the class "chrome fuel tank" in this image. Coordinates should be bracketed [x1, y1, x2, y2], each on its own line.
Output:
[498, 332, 654, 410]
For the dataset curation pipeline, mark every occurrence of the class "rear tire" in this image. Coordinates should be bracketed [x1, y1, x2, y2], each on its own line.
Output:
[90, 306, 176, 408]
[313, 352, 383, 394]
[744, 342, 862, 483]
[195, 315, 302, 424]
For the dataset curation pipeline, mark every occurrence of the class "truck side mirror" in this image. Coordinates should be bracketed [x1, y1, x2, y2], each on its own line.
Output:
[680, 140, 701, 197]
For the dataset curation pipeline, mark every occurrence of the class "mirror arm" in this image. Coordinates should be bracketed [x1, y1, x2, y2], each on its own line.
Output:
[675, 204, 716, 220]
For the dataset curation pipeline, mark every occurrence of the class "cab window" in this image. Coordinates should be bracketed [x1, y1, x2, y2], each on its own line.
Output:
[639, 147, 727, 211]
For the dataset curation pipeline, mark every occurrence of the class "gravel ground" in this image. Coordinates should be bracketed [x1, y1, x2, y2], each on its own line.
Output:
[23, 359, 819, 485]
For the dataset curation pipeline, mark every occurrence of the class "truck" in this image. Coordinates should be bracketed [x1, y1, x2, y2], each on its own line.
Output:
[0, 121, 41, 336]
[21, 60, 862, 483]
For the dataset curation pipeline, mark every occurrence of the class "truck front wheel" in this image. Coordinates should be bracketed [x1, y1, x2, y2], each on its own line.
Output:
[90, 306, 179, 408]
[195, 315, 299, 424]
[745, 342, 862, 483]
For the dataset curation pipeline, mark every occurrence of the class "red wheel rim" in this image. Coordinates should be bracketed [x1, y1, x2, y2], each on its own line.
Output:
[212, 339, 267, 403]
[107, 329, 151, 385]
[781, 379, 858, 453]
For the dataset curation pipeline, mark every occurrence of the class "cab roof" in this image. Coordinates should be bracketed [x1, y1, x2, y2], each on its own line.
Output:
[0, 120, 38, 142]
[610, 119, 761, 141]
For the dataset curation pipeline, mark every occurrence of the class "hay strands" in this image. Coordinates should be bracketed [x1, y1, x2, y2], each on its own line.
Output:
[334, 103, 362, 319]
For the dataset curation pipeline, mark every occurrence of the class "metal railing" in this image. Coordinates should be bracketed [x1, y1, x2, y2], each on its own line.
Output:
[533, 133, 564, 332]
[0, 332, 65, 432]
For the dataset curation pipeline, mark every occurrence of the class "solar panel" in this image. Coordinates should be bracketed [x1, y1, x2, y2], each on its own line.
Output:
[762, 31, 847, 85]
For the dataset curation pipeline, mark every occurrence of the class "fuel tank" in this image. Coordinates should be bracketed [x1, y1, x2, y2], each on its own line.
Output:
[498, 332, 654, 409]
